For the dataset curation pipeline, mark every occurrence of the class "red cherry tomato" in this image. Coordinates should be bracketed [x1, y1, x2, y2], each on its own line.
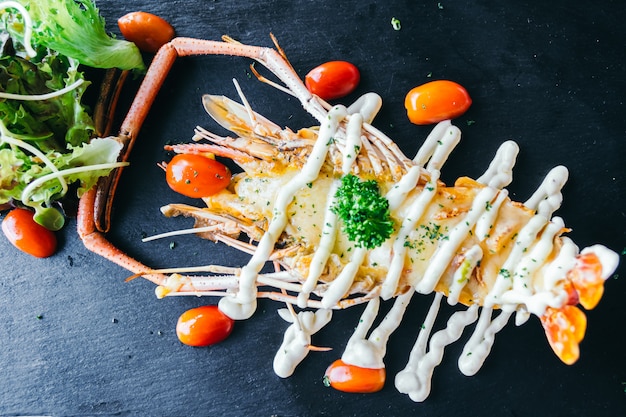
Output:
[2, 208, 57, 258]
[305, 61, 360, 101]
[404, 80, 472, 125]
[118, 11, 175, 53]
[323, 359, 386, 393]
[165, 154, 231, 198]
[176, 305, 235, 347]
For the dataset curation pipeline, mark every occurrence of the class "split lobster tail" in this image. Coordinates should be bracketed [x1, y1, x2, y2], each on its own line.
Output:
[540, 245, 619, 365]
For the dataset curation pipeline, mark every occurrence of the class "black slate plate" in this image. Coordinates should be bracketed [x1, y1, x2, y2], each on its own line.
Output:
[1, 1, 625, 416]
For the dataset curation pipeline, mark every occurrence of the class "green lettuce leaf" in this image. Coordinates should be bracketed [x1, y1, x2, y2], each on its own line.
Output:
[8, 0, 145, 71]
[0, 53, 94, 150]
[0, 136, 123, 205]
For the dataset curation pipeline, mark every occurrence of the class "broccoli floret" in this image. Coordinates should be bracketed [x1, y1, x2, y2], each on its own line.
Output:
[331, 174, 394, 249]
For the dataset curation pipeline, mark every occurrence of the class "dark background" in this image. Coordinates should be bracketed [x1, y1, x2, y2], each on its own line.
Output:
[1, 1, 625, 416]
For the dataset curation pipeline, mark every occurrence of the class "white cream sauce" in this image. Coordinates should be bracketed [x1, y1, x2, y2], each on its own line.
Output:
[273, 308, 332, 378]
[525, 165, 568, 217]
[458, 307, 512, 376]
[395, 293, 479, 402]
[342, 290, 414, 369]
[484, 214, 548, 310]
[476, 140, 518, 188]
[321, 247, 368, 308]
[447, 244, 482, 306]
[381, 169, 440, 300]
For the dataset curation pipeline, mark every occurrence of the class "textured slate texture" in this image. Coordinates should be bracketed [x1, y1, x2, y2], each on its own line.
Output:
[1, 1, 625, 416]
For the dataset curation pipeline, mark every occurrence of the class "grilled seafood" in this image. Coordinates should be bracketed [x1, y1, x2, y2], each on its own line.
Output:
[77, 36, 619, 401]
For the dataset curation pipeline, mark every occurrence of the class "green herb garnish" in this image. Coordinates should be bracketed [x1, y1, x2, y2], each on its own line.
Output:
[331, 174, 394, 249]
[391, 17, 401, 31]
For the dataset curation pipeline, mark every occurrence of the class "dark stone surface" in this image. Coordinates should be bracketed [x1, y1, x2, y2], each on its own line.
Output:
[1, 1, 624, 415]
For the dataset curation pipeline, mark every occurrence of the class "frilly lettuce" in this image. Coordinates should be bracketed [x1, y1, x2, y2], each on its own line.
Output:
[6, 0, 144, 71]
[0, 136, 124, 206]
[0, 52, 93, 149]
[0, 0, 144, 230]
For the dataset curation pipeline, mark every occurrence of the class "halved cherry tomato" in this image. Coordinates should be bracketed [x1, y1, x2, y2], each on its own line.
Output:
[176, 305, 234, 347]
[2, 208, 57, 258]
[323, 359, 385, 393]
[404, 80, 472, 125]
[118, 11, 175, 53]
[305, 61, 360, 101]
[165, 154, 231, 198]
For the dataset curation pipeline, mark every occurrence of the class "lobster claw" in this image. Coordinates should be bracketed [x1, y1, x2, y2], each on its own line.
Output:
[540, 305, 587, 365]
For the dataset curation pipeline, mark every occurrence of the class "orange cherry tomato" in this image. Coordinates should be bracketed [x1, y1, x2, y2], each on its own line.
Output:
[404, 80, 472, 125]
[2, 208, 57, 258]
[176, 305, 235, 347]
[165, 154, 231, 198]
[323, 359, 386, 393]
[118, 11, 175, 53]
[305, 61, 360, 101]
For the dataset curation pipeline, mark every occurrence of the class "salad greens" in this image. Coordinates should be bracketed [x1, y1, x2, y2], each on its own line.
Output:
[9, 0, 145, 71]
[0, 0, 145, 230]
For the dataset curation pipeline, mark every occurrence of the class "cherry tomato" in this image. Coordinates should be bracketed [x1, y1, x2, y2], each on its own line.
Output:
[323, 359, 385, 393]
[176, 305, 235, 347]
[118, 11, 175, 53]
[2, 208, 57, 258]
[404, 80, 472, 125]
[305, 61, 360, 101]
[165, 154, 231, 198]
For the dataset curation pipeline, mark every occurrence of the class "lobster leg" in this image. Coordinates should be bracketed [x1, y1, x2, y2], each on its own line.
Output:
[77, 40, 180, 286]
[77, 188, 165, 285]
[78, 36, 326, 285]
[94, 41, 180, 233]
